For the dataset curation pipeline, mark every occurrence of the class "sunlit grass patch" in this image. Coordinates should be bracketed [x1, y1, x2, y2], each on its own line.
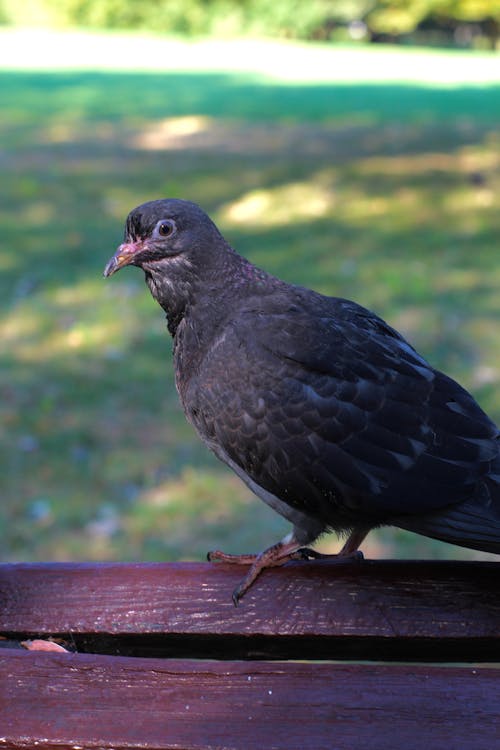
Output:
[221, 181, 334, 226]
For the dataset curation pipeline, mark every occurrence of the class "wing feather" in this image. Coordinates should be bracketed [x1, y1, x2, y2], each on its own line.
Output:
[183, 292, 499, 530]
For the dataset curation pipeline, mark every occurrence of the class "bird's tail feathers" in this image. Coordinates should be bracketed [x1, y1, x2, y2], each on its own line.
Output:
[392, 474, 500, 555]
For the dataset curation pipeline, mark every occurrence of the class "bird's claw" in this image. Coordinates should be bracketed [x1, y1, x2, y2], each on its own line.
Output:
[232, 588, 243, 607]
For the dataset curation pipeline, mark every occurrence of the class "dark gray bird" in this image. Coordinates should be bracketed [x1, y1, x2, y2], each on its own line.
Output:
[104, 198, 500, 603]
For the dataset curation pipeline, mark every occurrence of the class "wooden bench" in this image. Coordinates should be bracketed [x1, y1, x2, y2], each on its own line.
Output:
[1, 559, 499, 749]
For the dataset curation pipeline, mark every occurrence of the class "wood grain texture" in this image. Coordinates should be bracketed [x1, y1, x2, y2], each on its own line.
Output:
[1, 562, 499, 749]
[1, 650, 499, 750]
[0, 560, 499, 660]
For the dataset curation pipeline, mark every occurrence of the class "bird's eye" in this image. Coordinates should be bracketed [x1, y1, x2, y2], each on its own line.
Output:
[157, 220, 175, 237]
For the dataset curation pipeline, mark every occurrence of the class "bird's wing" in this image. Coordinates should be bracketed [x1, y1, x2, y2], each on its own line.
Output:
[188, 293, 499, 528]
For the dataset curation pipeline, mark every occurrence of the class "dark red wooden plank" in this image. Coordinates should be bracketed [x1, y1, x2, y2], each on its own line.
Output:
[1, 561, 499, 660]
[1, 650, 499, 750]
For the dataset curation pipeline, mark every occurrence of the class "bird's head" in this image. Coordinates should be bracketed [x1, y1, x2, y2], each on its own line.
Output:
[103, 198, 241, 333]
[103, 198, 223, 280]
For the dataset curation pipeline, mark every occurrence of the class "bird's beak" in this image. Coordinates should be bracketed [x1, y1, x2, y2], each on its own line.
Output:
[103, 240, 144, 278]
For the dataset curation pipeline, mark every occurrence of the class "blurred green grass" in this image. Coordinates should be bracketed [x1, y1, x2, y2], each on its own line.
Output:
[1, 33, 499, 563]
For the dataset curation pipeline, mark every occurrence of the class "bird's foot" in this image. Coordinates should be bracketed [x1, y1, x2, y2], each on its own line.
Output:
[294, 547, 364, 563]
[207, 529, 368, 605]
[292, 528, 367, 564]
[208, 537, 307, 606]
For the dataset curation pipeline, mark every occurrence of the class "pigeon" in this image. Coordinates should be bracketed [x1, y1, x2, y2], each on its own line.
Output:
[104, 198, 500, 603]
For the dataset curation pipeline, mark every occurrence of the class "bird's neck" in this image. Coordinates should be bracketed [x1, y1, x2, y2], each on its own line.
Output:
[144, 249, 282, 339]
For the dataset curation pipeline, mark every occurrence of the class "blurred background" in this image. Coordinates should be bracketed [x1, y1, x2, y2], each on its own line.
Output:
[1, 0, 499, 564]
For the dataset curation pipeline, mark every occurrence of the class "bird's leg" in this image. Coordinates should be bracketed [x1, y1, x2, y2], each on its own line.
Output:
[340, 528, 368, 555]
[208, 533, 307, 605]
[297, 528, 368, 562]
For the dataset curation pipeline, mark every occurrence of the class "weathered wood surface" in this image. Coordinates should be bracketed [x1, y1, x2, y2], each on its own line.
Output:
[0, 560, 499, 660]
[1, 650, 499, 750]
[1, 561, 499, 750]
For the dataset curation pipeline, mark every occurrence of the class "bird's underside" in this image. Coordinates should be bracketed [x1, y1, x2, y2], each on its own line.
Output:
[104, 198, 500, 604]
